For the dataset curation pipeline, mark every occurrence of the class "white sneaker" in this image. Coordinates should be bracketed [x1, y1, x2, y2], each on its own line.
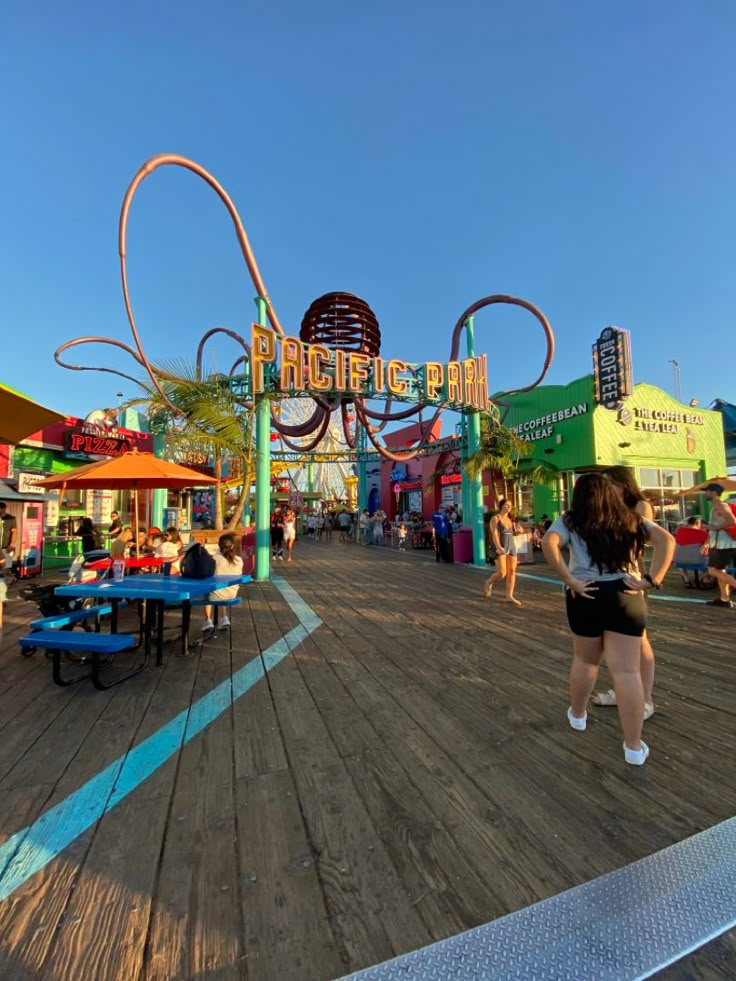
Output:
[624, 740, 649, 765]
[278, 554, 284, 560]
[220, 616, 231, 628]
[567, 707, 587, 731]
[202, 619, 214, 632]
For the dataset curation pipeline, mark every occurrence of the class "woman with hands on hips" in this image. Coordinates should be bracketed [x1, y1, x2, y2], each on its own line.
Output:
[542, 473, 674, 766]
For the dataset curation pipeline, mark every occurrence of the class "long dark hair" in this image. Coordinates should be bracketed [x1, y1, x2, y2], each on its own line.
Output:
[564, 473, 647, 574]
[495, 499, 513, 522]
[605, 466, 646, 510]
[218, 533, 238, 565]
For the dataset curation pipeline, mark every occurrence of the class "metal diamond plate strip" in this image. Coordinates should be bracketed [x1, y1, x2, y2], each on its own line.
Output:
[340, 817, 736, 981]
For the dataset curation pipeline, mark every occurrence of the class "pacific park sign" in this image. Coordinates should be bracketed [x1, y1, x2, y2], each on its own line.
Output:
[250, 324, 491, 412]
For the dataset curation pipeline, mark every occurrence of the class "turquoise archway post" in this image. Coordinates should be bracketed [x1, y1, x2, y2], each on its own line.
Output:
[151, 432, 166, 530]
[357, 423, 368, 512]
[254, 296, 271, 581]
[460, 417, 471, 527]
[464, 315, 486, 566]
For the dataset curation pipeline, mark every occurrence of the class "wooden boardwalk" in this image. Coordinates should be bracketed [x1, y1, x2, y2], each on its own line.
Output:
[0, 540, 733, 980]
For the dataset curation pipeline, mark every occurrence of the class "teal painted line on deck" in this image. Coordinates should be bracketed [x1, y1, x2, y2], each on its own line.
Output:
[0, 577, 319, 902]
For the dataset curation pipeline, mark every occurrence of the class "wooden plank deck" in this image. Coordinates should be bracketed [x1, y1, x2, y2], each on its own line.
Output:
[0, 541, 733, 980]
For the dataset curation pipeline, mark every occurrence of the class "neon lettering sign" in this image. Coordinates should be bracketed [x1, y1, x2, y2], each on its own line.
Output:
[251, 324, 490, 412]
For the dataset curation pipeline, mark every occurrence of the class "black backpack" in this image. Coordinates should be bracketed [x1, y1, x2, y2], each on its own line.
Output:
[181, 543, 216, 579]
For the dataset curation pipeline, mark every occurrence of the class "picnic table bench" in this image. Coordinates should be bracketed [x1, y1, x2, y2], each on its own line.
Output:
[19, 629, 139, 689]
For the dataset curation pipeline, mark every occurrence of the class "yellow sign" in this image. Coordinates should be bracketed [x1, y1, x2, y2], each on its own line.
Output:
[251, 324, 489, 412]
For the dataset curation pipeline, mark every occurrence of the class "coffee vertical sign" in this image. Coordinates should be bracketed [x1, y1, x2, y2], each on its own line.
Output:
[592, 326, 633, 410]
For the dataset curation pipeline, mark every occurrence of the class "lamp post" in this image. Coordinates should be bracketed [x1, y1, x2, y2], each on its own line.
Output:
[668, 360, 681, 403]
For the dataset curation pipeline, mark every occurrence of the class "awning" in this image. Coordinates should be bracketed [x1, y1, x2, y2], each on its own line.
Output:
[0, 479, 58, 502]
[0, 382, 65, 445]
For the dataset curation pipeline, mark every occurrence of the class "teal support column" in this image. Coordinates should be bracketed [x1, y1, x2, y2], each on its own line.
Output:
[307, 462, 315, 496]
[460, 416, 471, 523]
[152, 432, 166, 530]
[357, 425, 368, 511]
[254, 296, 271, 581]
[464, 316, 486, 566]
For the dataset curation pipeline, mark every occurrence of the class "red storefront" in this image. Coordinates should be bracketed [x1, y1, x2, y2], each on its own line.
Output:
[2, 414, 153, 567]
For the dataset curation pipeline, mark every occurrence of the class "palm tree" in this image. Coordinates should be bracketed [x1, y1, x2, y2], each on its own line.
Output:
[464, 411, 558, 501]
[127, 359, 256, 531]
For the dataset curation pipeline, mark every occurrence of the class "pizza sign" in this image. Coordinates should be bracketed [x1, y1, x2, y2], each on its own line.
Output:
[66, 432, 131, 456]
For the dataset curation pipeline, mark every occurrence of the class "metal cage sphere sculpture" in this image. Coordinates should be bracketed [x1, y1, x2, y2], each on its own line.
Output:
[300, 292, 382, 357]
[53, 153, 555, 463]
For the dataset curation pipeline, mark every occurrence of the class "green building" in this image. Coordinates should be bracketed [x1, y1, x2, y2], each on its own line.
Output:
[502, 374, 726, 526]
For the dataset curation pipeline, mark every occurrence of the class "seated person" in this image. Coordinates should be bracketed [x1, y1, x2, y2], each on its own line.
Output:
[674, 516, 710, 587]
[202, 533, 244, 631]
[675, 515, 708, 547]
[110, 538, 127, 560]
[154, 527, 184, 574]
[120, 526, 134, 550]
[131, 530, 152, 557]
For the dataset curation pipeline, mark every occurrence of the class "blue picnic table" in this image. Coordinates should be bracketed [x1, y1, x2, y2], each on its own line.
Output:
[56, 573, 252, 664]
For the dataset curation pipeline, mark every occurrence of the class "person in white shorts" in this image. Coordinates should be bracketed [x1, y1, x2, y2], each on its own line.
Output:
[283, 509, 297, 562]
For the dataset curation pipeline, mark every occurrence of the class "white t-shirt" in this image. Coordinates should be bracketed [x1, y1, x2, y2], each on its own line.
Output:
[549, 515, 654, 581]
[210, 551, 244, 600]
[155, 540, 182, 573]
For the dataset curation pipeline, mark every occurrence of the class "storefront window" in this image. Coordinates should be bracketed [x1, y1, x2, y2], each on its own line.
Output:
[637, 468, 701, 529]
[517, 482, 535, 520]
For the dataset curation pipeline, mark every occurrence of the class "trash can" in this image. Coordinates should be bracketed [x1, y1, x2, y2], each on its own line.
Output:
[452, 525, 474, 563]
[241, 527, 255, 576]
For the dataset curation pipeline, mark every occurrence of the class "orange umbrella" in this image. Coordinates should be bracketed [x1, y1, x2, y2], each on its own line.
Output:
[38, 450, 218, 545]
[37, 451, 218, 491]
[682, 476, 736, 496]
[0, 382, 65, 445]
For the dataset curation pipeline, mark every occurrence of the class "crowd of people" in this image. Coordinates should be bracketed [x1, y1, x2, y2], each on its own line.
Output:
[6, 479, 733, 759]
[268, 505, 451, 558]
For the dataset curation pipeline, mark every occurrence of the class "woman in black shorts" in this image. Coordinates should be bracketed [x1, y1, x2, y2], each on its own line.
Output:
[542, 473, 674, 766]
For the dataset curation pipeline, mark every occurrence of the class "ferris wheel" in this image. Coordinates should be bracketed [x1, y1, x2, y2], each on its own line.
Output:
[273, 397, 355, 502]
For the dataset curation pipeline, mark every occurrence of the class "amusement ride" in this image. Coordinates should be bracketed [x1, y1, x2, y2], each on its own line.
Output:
[54, 153, 555, 578]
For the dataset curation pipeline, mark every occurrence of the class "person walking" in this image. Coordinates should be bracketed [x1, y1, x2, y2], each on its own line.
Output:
[701, 482, 736, 607]
[283, 508, 297, 562]
[398, 521, 408, 550]
[432, 507, 451, 563]
[483, 499, 522, 606]
[0, 501, 17, 564]
[591, 466, 658, 719]
[270, 507, 285, 560]
[372, 510, 385, 546]
[542, 472, 674, 766]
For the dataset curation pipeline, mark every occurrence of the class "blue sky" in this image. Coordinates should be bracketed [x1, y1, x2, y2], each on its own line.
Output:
[2, 1, 734, 425]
